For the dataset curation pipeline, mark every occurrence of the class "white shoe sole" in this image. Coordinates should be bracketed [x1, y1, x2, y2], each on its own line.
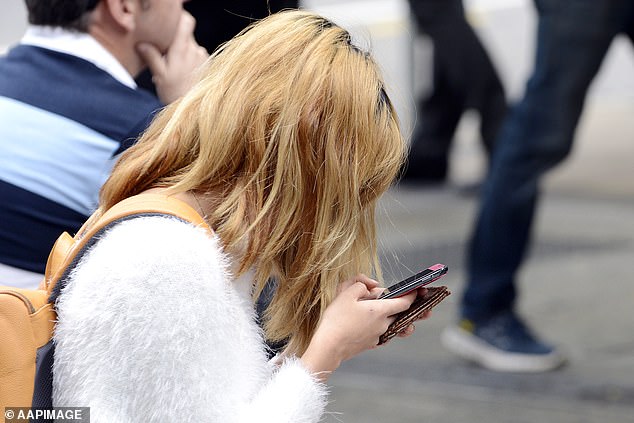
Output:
[441, 325, 566, 373]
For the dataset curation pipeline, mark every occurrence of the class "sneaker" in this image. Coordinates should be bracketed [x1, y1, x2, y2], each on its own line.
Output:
[441, 312, 566, 372]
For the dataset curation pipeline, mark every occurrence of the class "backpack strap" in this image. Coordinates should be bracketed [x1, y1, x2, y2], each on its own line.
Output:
[44, 193, 210, 303]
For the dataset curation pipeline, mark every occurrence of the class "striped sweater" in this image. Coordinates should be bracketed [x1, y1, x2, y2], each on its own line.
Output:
[0, 44, 161, 274]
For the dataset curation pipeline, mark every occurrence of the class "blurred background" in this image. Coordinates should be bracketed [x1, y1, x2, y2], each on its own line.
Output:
[3, 1, 633, 422]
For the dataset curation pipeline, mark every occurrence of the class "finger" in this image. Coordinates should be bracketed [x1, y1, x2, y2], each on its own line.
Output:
[137, 42, 166, 78]
[354, 274, 379, 290]
[417, 310, 432, 321]
[337, 278, 357, 294]
[381, 291, 417, 314]
[368, 287, 384, 299]
[346, 281, 372, 300]
[338, 274, 378, 295]
[197, 45, 210, 59]
[397, 324, 416, 338]
[168, 11, 197, 53]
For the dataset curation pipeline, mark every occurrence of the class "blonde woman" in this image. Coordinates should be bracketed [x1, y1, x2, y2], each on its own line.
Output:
[53, 10, 425, 422]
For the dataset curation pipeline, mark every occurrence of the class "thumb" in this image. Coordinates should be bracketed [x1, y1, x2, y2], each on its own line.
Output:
[137, 42, 166, 78]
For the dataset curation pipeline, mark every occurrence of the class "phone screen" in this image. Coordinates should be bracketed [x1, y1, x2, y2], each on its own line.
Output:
[379, 264, 448, 299]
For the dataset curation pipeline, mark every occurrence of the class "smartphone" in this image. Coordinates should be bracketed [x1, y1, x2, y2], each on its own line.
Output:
[378, 263, 448, 299]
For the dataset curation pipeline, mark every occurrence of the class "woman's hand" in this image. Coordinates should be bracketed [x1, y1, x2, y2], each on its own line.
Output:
[300, 274, 417, 381]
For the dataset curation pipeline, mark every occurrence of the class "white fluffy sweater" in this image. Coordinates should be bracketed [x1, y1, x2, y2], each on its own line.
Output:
[53, 216, 328, 422]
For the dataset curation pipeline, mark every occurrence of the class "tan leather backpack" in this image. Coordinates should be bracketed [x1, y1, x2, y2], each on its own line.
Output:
[0, 194, 209, 409]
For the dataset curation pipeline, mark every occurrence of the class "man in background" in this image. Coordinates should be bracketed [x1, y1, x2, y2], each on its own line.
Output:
[0, 0, 207, 287]
[136, 0, 299, 91]
[442, 0, 634, 372]
[401, 0, 506, 186]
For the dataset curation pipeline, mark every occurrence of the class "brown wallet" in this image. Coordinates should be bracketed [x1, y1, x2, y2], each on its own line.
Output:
[378, 286, 451, 345]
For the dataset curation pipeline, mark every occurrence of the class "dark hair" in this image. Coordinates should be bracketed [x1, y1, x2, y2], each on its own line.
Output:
[24, 0, 99, 31]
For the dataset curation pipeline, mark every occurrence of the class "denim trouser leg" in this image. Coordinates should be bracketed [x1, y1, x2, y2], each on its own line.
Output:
[461, 0, 630, 322]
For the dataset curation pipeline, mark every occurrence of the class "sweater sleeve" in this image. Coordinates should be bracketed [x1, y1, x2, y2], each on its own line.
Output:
[240, 357, 328, 423]
[53, 216, 327, 423]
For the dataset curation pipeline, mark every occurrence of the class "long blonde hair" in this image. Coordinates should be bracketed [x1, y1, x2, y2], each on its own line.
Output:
[96, 10, 405, 354]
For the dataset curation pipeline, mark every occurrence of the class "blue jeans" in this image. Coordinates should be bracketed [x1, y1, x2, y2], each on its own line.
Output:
[462, 0, 634, 322]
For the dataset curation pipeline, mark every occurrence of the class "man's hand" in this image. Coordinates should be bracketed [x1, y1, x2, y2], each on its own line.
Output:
[137, 11, 208, 104]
